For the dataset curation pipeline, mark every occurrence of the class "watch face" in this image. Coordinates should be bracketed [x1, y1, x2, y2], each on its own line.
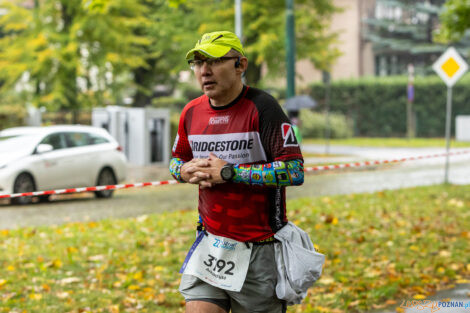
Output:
[221, 166, 233, 180]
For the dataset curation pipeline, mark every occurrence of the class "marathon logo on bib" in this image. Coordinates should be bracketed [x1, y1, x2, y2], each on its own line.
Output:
[188, 132, 267, 164]
[213, 238, 237, 250]
[281, 123, 299, 147]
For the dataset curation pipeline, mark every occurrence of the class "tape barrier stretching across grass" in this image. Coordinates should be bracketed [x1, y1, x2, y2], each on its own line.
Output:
[1, 149, 470, 199]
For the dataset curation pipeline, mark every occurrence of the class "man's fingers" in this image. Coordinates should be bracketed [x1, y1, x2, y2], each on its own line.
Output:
[188, 171, 211, 184]
[189, 176, 200, 184]
[208, 152, 217, 159]
[199, 181, 213, 189]
[184, 166, 197, 174]
[195, 159, 210, 167]
[195, 171, 210, 179]
[189, 175, 205, 184]
[184, 164, 209, 174]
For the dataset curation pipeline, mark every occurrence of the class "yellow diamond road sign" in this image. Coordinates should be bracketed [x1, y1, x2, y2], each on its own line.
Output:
[432, 47, 468, 87]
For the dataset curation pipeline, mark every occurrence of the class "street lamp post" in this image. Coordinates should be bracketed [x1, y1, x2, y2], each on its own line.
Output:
[286, 0, 295, 100]
[235, 0, 242, 39]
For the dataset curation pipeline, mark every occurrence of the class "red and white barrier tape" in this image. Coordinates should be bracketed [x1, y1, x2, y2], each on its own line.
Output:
[0, 180, 179, 199]
[304, 149, 470, 172]
[1, 149, 469, 199]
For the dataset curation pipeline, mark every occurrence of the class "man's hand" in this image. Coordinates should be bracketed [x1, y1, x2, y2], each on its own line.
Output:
[180, 158, 211, 184]
[180, 154, 229, 189]
[197, 153, 228, 189]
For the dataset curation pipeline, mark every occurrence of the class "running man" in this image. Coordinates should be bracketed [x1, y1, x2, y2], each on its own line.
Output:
[170, 31, 305, 313]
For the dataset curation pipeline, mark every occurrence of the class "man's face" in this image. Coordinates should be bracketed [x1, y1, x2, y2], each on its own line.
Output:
[193, 52, 241, 100]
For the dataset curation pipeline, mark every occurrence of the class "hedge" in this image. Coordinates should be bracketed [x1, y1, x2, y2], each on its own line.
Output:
[299, 110, 353, 139]
[305, 74, 470, 137]
[0, 104, 26, 130]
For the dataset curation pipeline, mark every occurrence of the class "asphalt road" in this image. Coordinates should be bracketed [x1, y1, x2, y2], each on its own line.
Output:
[0, 144, 469, 312]
[1, 145, 469, 230]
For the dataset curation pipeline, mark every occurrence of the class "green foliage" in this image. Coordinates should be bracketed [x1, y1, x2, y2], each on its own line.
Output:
[170, 112, 180, 150]
[299, 110, 353, 139]
[264, 86, 287, 102]
[0, 91, 27, 129]
[0, 104, 25, 129]
[438, 0, 470, 42]
[151, 96, 186, 110]
[128, 1, 200, 107]
[0, 0, 169, 113]
[0, 0, 341, 114]
[306, 74, 470, 137]
[189, 0, 341, 85]
[177, 83, 203, 103]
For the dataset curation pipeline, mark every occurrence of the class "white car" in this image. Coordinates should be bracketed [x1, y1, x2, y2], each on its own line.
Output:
[0, 125, 127, 205]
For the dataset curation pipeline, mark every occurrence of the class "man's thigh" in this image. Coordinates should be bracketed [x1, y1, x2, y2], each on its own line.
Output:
[180, 243, 285, 313]
[180, 274, 231, 312]
[228, 243, 286, 313]
[186, 300, 228, 313]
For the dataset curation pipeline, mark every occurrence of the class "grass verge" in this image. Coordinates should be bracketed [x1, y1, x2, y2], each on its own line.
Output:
[0, 184, 469, 313]
[303, 137, 470, 148]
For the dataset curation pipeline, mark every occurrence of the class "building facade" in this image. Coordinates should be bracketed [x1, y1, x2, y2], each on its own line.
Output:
[295, 0, 376, 87]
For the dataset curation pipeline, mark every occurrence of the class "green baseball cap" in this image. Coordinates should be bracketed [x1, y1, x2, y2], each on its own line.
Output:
[186, 31, 245, 60]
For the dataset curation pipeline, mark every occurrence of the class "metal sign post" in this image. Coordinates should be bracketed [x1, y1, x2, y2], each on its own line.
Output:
[444, 86, 452, 183]
[432, 47, 468, 184]
[407, 63, 415, 139]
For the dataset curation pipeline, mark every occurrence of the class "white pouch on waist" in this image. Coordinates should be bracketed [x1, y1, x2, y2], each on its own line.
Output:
[274, 222, 325, 305]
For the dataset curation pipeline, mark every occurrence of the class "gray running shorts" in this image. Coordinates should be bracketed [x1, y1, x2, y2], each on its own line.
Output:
[179, 241, 287, 313]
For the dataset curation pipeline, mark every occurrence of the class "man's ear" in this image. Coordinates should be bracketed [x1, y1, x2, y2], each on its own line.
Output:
[236, 57, 248, 74]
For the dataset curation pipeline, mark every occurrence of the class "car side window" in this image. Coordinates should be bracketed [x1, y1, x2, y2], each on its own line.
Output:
[88, 133, 109, 145]
[64, 132, 90, 148]
[40, 133, 66, 150]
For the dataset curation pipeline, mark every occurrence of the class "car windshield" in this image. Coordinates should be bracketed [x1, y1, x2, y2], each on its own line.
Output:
[0, 134, 41, 153]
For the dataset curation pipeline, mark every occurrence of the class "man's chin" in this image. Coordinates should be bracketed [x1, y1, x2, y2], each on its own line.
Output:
[203, 89, 219, 98]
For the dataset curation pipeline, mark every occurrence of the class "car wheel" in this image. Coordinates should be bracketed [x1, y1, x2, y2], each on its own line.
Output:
[11, 173, 35, 205]
[95, 168, 116, 199]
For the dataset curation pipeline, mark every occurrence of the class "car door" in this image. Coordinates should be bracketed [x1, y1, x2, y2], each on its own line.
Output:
[62, 132, 96, 187]
[32, 132, 78, 191]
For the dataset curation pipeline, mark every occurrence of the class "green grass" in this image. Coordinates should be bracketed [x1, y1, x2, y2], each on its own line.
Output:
[303, 137, 470, 148]
[1, 184, 469, 313]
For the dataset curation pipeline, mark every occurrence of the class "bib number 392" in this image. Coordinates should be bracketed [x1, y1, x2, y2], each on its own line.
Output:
[182, 232, 252, 292]
[204, 254, 235, 275]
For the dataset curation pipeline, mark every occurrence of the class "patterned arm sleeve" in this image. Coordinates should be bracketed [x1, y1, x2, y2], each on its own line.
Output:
[232, 159, 304, 187]
[169, 157, 185, 183]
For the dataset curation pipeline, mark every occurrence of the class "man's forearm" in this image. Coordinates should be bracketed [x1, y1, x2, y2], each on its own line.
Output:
[170, 157, 304, 187]
[233, 159, 304, 187]
[169, 157, 185, 182]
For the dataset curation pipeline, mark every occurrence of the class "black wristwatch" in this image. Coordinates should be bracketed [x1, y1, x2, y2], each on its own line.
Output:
[220, 163, 235, 182]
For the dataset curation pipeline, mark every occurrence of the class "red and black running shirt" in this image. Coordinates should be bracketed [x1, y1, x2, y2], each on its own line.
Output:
[172, 86, 303, 242]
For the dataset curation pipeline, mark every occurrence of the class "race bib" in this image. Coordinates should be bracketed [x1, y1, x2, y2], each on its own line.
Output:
[180, 232, 252, 292]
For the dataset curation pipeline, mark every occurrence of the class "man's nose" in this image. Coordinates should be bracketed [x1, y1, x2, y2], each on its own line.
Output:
[200, 62, 212, 75]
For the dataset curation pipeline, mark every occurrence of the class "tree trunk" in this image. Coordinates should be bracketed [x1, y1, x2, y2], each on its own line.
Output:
[60, 1, 79, 123]
[132, 58, 158, 107]
[132, 66, 153, 107]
